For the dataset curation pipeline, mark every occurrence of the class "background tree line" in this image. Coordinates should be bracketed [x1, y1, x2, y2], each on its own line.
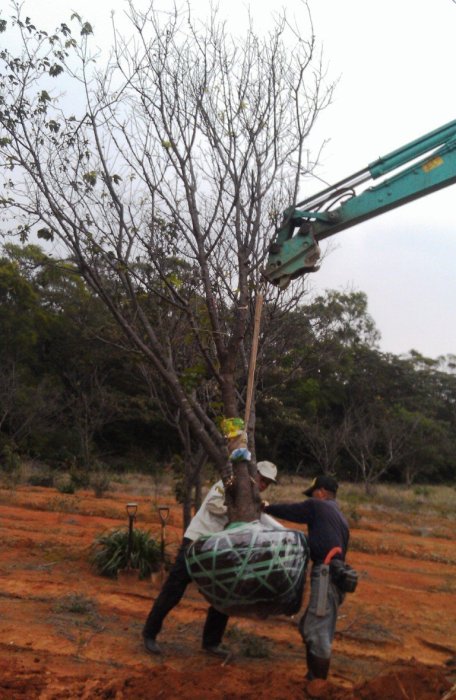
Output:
[1, 242, 455, 497]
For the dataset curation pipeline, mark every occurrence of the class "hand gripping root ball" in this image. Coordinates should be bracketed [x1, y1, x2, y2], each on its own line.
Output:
[185, 521, 309, 618]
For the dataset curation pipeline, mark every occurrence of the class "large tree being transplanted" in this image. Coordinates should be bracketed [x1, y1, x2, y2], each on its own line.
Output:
[0, 1, 335, 520]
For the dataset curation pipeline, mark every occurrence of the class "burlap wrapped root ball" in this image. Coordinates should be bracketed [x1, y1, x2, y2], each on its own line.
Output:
[185, 521, 309, 618]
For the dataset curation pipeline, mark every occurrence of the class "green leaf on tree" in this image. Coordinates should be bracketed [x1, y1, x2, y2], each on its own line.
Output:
[49, 64, 64, 77]
[37, 228, 54, 241]
[81, 22, 93, 36]
[83, 171, 97, 186]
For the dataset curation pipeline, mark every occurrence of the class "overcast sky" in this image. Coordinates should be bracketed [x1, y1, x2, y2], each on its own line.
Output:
[302, 0, 456, 361]
[5, 0, 456, 359]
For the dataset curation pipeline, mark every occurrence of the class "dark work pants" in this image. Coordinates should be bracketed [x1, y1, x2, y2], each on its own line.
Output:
[142, 538, 229, 647]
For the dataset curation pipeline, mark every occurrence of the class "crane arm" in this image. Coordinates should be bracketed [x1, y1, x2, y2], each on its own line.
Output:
[264, 118, 456, 288]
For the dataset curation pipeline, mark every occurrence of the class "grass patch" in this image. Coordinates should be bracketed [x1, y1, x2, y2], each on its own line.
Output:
[350, 536, 456, 564]
[226, 624, 272, 658]
[272, 478, 456, 520]
[337, 616, 402, 645]
[51, 593, 105, 647]
[53, 593, 98, 615]
[46, 495, 81, 513]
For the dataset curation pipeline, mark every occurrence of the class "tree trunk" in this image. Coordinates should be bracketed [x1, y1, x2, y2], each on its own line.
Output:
[224, 460, 262, 524]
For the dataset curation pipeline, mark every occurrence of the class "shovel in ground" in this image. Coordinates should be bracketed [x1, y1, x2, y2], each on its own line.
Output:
[150, 505, 170, 586]
[117, 502, 140, 582]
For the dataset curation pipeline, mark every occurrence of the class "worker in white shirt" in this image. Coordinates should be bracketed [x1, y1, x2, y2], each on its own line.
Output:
[142, 461, 278, 658]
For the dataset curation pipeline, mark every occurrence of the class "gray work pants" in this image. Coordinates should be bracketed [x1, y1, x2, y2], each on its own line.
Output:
[299, 564, 345, 659]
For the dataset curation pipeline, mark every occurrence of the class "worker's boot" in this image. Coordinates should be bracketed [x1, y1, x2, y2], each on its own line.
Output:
[306, 651, 330, 680]
[306, 648, 314, 680]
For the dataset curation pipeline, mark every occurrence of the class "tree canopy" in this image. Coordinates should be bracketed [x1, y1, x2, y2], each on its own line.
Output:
[0, 0, 335, 477]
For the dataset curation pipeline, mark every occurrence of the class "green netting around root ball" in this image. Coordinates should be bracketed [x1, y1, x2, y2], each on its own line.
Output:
[185, 521, 309, 618]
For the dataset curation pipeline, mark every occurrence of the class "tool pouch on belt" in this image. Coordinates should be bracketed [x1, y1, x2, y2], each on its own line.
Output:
[329, 559, 358, 593]
[315, 564, 330, 616]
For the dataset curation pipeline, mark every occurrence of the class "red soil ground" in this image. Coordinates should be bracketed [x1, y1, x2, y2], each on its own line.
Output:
[0, 482, 455, 699]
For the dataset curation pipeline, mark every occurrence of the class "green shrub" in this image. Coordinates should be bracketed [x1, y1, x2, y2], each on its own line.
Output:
[68, 462, 90, 489]
[27, 471, 54, 487]
[0, 446, 22, 488]
[413, 485, 431, 498]
[90, 467, 111, 498]
[348, 508, 361, 526]
[89, 527, 162, 580]
[22, 460, 54, 486]
[1, 445, 21, 474]
[54, 473, 76, 494]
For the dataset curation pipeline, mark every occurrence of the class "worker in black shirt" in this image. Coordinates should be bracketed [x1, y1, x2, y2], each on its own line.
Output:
[264, 474, 349, 682]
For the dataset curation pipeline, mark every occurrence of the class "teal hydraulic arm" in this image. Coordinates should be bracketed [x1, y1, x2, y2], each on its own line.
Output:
[264, 118, 456, 288]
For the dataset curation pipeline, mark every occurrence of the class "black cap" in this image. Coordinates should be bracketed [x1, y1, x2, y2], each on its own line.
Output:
[303, 475, 339, 497]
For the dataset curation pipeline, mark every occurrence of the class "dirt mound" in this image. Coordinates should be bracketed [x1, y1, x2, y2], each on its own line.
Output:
[0, 656, 452, 699]
[354, 660, 452, 699]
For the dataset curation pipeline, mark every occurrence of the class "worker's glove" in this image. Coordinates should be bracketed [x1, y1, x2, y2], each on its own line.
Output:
[261, 500, 269, 510]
